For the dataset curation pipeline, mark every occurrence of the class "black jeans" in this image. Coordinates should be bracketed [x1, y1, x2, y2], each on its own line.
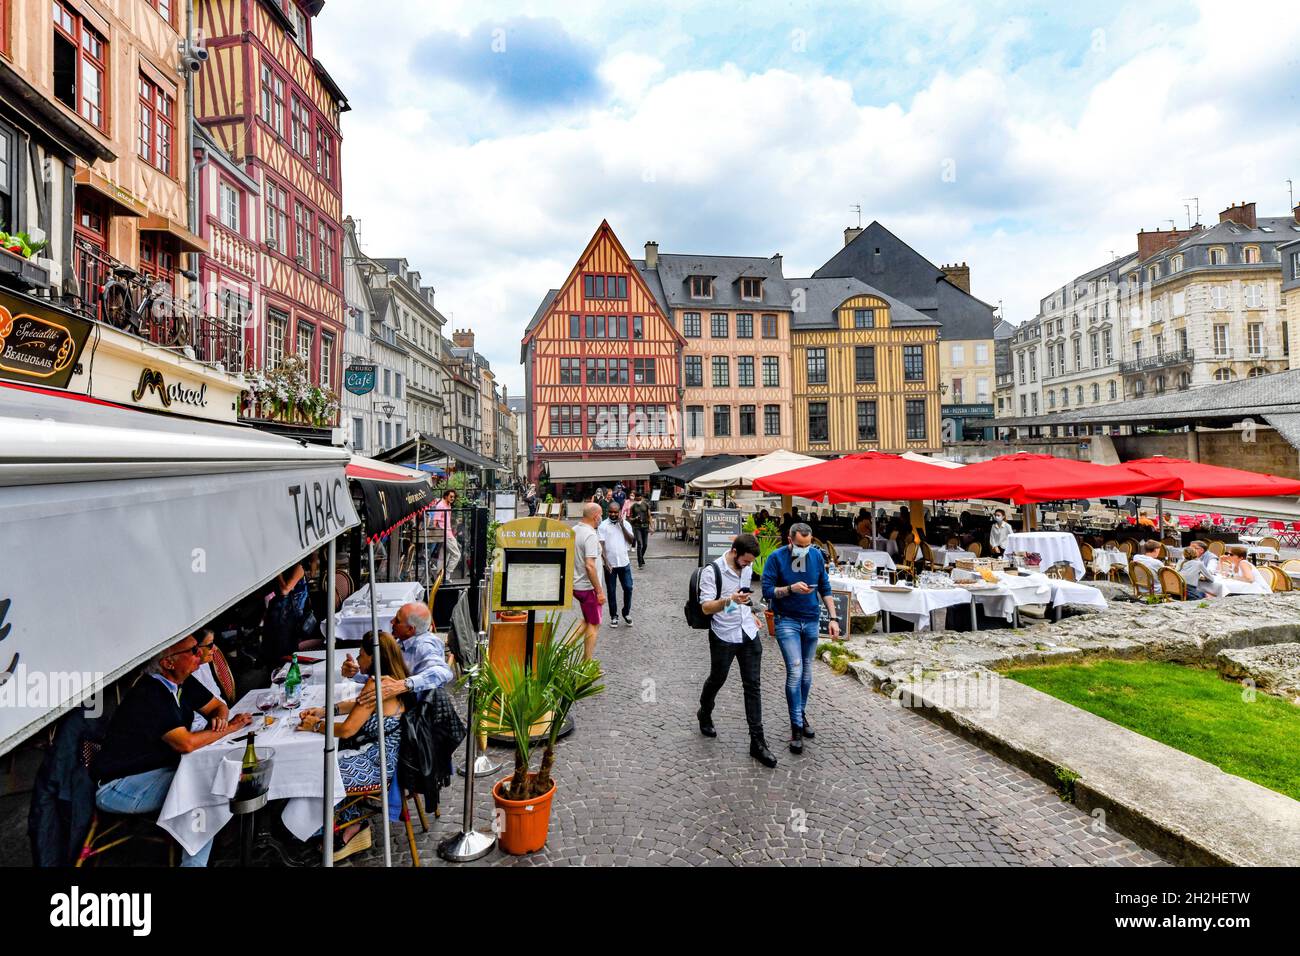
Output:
[699, 631, 764, 739]
[604, 564, 633, 618]
[633, 525, 649, 566]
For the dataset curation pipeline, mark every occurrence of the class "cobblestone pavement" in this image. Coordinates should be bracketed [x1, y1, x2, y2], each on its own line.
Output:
[350, 537, 1165, 867]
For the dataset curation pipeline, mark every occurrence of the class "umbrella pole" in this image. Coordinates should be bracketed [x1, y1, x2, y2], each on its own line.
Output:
[322, 537, 338, 867]
[871, 502, 877, 546]
[367, 540, 393, 867]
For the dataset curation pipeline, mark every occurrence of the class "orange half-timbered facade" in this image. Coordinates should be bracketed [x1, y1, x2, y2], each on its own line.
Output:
[522, 221, 685, 486]
[194, 0, 349, 430]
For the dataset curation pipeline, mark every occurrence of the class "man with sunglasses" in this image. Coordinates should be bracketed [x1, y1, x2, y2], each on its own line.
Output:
[91, 635, 253, 866]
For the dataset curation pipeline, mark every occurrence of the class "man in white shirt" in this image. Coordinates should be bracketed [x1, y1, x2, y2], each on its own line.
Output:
[697, 533, 777, 768]
[1132, 540, 1166, 593]
[598, 502, 636, 628]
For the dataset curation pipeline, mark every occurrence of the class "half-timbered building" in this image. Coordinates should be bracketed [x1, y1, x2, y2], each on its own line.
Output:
[522, 221, 685, 488]
[789, 276, 943, 455]
[195, 0, 349, 435]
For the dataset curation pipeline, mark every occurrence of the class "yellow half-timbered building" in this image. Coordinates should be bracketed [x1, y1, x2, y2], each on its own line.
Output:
[789, 277, 942, 455]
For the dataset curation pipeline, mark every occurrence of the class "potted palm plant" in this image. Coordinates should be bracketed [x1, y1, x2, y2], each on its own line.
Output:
[474, 618, 603, 854]
[743, 516, 784, 636]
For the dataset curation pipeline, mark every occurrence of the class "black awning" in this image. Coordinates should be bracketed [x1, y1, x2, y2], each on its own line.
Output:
[346, 459, 435, 543]
[377, 435, 500, 472]
[655, 454, 747, 485]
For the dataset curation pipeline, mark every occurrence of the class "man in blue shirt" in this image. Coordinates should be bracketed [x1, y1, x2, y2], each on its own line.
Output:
[761, 522, 839, 755]
[344, 602, 453, 704]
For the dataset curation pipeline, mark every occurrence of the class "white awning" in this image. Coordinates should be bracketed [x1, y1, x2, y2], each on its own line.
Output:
[546, 457, 663, 481]
[0, 384, 359, 754]
[689, 449, 823, 489]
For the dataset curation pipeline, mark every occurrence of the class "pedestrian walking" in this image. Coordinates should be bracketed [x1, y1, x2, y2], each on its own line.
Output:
[525, 482, 537, 517]
[695, 533, 776, 768]
[572, 503, 606, 659]
[598, 501, 635, 628]
[629, 491, 652, 567]
[761, 522, 838, 755]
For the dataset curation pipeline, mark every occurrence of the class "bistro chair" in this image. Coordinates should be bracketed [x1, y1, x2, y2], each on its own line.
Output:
[1259, 566, 1290, 592]
[209, 647, 237, 704]
[1157, 567, 1187, 601]
[1128, 561, 1157, 599]
[1045, 563, 1076, 582]
[1118, 540, 1135, 558]
[1254, 566, 1277, 591]
[1257, 536, 1281, 553]
[898, 541, 920, 582]
[919, 540, 936, 570]
[76, 741, 177, 867]
[1280, 559, 1300, 579]
[332, 784, 424, 867]
[334, 569, 355, 610]
[1207, 540, 1226, 557]
[1079, 542, 1095, 577]
[968, 542, 982, 557]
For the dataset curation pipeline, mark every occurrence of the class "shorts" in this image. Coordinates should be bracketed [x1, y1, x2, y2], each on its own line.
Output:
[574, 587, 602, 625]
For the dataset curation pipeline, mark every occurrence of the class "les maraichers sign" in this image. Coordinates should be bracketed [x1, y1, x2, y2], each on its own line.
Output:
[0, 296, 92, 389]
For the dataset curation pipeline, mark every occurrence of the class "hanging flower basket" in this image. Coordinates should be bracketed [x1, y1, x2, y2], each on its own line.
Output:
[241, 355, 341, 427]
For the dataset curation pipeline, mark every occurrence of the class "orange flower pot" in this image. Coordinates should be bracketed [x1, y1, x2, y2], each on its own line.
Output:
[492, 774, 556, 855]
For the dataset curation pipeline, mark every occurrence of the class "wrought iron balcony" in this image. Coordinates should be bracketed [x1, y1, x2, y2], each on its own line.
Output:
[1118, 349, 1194, 374]
[69, 238, 243, 370]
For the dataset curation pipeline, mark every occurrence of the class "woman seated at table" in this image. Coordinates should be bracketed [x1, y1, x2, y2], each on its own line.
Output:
[1219, 545, 1268, 592]
[297, 631, 410, 861]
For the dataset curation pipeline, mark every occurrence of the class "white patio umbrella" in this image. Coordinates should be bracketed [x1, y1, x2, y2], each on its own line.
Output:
[688, 449, 823, 491]
[900, 451, 963, 469]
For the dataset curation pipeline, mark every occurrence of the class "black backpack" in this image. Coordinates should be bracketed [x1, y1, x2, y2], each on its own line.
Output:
[684, 562, 723, 629]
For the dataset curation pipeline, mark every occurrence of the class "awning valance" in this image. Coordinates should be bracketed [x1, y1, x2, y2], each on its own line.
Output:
[345, 454, 434, 543]
[74, 166, 146, 217]
[547, 457, 663, 482]
[0, 383, 359, 754]
[140, 213, 209, 254]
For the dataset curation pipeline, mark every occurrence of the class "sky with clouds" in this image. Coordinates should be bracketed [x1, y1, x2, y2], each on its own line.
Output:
[314, 0, 1300, 395]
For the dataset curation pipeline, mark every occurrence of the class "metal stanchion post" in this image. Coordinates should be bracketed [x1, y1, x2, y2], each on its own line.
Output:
[461, 556, 501, 777]
[438, 631, 497, 862]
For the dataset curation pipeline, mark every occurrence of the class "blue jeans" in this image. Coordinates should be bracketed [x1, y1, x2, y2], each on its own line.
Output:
[96, 767, 213, 867]
[605, 564, 633, 618]
[774, 617, 819, 727]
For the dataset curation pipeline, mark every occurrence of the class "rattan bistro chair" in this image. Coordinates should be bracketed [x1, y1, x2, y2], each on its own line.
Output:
[77, 741, 177, 867]
[1128, 561, 1157, 598]
[1158, 567, 1187, 601]
[1207, 539, 1226, 557]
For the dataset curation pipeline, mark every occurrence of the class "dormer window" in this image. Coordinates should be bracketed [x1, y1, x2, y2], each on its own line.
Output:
[1208, 247, 1226, 265]
[739, 277, 762, 300]
[689, 276, 714, 299]
[1170, 254, 1183, 273]
[1243, 245, 1261, 264]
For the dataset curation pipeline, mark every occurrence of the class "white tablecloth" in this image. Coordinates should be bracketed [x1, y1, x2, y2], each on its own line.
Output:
[1202, 575, 1272, 597]
[831, 575, 971, 631]
[1007, 532, 1085, 579]
[1090, 549, 1128, 575]
[951, 569, 1052, 622]
[159, 672, 357, 856]
[837, 547, 896, 571]
[930, 547, 976, 566]
[1246, 547, 1280, 562]
[332, 599, 408, 642]
[344, 581, 423, 608]
[1044, 577, 1109, 611]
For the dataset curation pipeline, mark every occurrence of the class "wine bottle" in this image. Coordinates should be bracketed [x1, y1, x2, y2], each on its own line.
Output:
[241, 732, 258, 772]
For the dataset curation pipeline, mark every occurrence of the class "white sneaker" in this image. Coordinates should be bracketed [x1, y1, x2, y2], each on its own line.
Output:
[622, 616, 633, 627]
[610, 618, 619, 628]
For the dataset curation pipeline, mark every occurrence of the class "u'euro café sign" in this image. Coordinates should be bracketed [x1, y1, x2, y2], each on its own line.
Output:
[0, 292, 93, 390]
[345, 363, 377, 396]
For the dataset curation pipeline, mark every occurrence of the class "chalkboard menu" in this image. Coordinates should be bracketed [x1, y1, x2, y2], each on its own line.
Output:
[699, 508, 743, 565]
[818, 589, 852, 637]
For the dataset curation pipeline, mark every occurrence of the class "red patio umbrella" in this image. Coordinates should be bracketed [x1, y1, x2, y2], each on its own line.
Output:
[1112, 456, 1300, 501]
[957, 453, 1178, 504]
[752, 451, 1025, 503]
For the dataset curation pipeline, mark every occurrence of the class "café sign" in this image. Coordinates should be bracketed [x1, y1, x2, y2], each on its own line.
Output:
[344, 363, 377, 396]
[0, 297, 92, 390]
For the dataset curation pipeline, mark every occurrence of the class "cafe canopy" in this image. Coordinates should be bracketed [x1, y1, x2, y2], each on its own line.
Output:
[689, 449, 823, 490]
[345, 454, 435, 544]
[656, 453, 747, 485]
[752, 451, 1025, 503]
[1113, 456, 1300, 501]
[957, 453, 1179, 504]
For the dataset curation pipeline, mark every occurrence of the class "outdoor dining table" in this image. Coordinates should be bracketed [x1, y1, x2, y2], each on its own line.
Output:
[158, 664, 358, 859]
[950, 568, 1052, 623]
[343, 581, 424, 609]
[1246, 546, 1281, 562]
[929, 546, 976, 567]
[1201, 575, 1273, 597]
[1090, 549, 1128, 577]
[332, 598, 408, 642]
[834, 545, 896, 571]
[1006, 531, 1085, 580]
[829, 574, 972, 633]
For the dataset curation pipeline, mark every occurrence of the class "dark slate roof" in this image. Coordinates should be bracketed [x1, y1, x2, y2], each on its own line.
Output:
[630, 260, 673, 318]
[1281, 237, 1300, 292]
[812, 221, 996, 341]
[785, 276, 937, 330]
[990, 368, 1300, 430]
[521, 288, 559, 362]
[649, 253, 792, 310]
[1171, 216, 1300, 250]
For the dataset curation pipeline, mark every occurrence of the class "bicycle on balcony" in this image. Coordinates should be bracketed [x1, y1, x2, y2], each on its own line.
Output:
[99, 264, 198, 350]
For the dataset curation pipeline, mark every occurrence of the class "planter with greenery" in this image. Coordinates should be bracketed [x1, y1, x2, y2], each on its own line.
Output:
[473, 618, 604, 854]
[742, 516, 783, 635]
[242, 355, 341, 427]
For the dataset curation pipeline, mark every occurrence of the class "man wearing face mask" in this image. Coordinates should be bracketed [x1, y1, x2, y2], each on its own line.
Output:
[761, 522, 837, 755]
[988, 509, 1011, 556]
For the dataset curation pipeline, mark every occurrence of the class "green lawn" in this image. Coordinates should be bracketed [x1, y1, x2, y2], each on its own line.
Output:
[1003, 660, 1300, 802]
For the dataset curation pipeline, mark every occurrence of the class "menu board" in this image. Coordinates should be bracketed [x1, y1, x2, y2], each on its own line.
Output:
[699, 508, 743, 566]
[502, 551, 565, 605]
[818, 590, 853, 637]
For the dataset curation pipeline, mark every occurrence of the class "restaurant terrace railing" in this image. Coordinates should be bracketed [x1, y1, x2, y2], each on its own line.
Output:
[69, 237, 244, 371]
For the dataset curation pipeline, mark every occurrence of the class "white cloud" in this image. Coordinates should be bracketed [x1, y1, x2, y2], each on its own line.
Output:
[316, 1, 1300, 395]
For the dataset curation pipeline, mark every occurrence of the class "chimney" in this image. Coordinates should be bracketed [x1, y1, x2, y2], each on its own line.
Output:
[452, 328, 474, 349]
[644, 241, 658, 269]
[1218, 201, 1257, 229]
[1136, 226, 1201, 262]
[941, 262, 971, 294]
[844, 226, 864, 247]
[771, 252, 783, 275]
[1292, 203, 1300, 225]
